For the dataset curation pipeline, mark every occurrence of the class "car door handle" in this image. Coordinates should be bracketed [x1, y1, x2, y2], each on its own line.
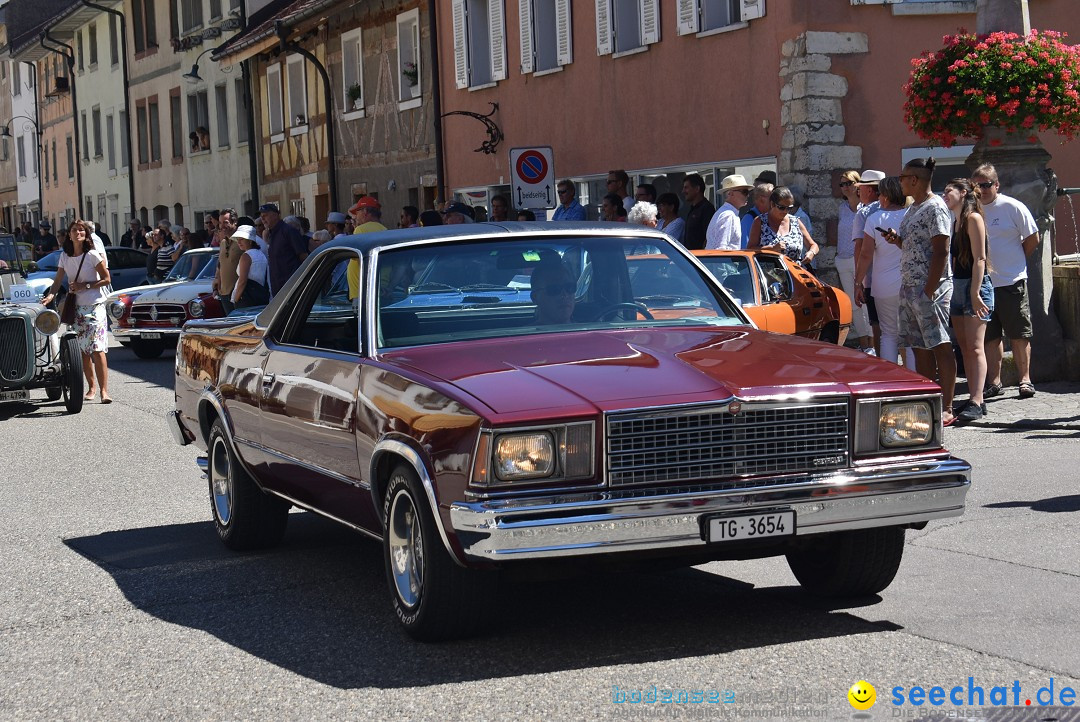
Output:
[262, 373, 276, 390]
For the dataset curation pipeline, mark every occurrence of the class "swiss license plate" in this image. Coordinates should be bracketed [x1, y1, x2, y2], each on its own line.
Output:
[0, 389, 30, 402]
[705, 510, 795, 543]
[141, 332, 163, 340]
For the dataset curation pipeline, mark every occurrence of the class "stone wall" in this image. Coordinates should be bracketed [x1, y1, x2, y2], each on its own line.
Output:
[779, 31, 868, 285]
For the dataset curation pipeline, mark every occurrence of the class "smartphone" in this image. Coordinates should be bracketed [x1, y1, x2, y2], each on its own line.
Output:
[875, 227, 890, 235]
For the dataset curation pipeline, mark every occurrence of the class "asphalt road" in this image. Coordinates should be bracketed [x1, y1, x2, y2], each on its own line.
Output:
[1, 345, 1078, 722]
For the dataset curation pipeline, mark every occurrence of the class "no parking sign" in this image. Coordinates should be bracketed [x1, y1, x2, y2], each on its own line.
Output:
[509, 146, 555, 210]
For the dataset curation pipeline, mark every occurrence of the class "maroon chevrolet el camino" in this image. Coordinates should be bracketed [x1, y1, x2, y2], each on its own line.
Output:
[169, 224, 971, 641]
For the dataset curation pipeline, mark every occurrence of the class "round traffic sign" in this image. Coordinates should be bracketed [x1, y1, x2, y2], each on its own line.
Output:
[516, 150, 548, 185]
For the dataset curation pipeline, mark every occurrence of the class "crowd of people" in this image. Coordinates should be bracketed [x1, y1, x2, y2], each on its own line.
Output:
[838, 160, 1038, 426]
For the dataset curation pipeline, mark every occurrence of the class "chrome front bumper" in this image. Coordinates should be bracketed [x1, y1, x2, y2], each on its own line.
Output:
[113, 328, 183, 339]
[449, 456, 971, 561]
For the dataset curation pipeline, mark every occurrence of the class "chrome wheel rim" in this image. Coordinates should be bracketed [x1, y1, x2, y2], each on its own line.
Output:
[210, 437, 233, 526]
[388, 489, 424, 609]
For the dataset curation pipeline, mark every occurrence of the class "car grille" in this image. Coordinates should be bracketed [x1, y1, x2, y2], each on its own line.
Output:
[0, 317, 30, 384]
[606, 399, 850, 487]
[129, 303, 187, 325]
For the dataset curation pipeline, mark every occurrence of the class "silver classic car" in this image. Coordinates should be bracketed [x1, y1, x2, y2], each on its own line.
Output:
[0, 236, 84, 413]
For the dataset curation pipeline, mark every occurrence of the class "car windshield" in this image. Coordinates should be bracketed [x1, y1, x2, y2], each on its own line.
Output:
[167, 251, 217, 281]
[35, 250, 62, 272]
[376, 236, 743, 349]
[695, 255, 759, 306]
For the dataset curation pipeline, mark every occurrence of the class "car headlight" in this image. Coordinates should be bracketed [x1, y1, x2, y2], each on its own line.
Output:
[472, 422, 595, 487]
[108, 298, 128, 319]
[855, 397, 940, 455]
[880, 401, 933, 447]
[34, 309, 61, 336]
[188, 298, 205, 318]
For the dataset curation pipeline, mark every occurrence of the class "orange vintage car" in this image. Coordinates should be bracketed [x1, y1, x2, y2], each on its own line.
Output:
[628, 250, 852, 344]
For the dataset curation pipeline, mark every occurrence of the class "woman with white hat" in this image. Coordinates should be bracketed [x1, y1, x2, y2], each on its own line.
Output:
[230, 225, 271, 308]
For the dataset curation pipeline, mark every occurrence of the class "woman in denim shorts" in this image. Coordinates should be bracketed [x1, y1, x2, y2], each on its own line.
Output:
[944, 179, 994, 423]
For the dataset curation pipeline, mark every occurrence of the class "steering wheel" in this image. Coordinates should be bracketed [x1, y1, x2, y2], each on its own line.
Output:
[595, 302, 654, 321]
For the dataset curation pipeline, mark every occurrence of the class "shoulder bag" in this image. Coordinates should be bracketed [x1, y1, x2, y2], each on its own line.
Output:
[60, 252, 90, 325]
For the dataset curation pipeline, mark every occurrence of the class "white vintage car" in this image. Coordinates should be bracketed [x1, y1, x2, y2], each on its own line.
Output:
[106, 248, 222, 358]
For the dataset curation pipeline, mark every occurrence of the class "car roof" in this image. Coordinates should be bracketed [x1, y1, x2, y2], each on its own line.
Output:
[319, 222, 671, 254]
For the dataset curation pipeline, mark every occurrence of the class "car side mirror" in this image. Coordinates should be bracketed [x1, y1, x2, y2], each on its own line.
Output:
[769, 281, 788, 302]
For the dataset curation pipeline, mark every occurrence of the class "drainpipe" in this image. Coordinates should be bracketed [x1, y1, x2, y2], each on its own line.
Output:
[22, 61, 44, 225]
[241, 60, 259, 212]
[275, 20, 337, 211]
[80, 0, 136, 223]
[41, 32, 84, 221]
[427, 0, 445, 206]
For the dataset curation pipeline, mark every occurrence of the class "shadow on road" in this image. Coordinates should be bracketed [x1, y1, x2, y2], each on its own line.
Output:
[108, 343, 176, 390]
[984, 495, 1080, 513]
[0, 398, 72, 420]
[65, 512, 897, 689]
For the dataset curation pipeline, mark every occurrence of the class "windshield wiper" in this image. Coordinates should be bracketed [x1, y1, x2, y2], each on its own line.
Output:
[410, 282, 460, 293]
[459, 283, 512, 292]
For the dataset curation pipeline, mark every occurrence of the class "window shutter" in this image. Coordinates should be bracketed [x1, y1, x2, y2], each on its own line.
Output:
[519, 0, 533, 74]
[452, 0, 469, 88]
[641, 0, 660, 45]
[490, 0, 507, 81]
[740, 0, 765, 21]
[677, 0, 699, 35]
[595, 0, 612, 56]
[555, 0, 573, 66]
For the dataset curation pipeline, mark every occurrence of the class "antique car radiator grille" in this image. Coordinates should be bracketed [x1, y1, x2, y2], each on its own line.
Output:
[0, 317, 30, 383]
[606, 400, 850, 487]
[130, 304, 187, 325]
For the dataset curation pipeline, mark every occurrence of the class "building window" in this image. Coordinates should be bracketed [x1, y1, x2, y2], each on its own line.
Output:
[171, 92, 183, 158]
[86, 197, 93, 223]
[12, 63, 20, 96]
[52, 140, 57, 183]
[187, 90, 210, 151]
[107, 113, 116, 171]
[16, 136, 26, 179]
[110, 14, 119, 66]
[77, 30, 85, 72]
[67, 135, 75, 179]
[1, 137, 7, 163]
[266, 63, 284, 136]
[519, 0, 572, 74]
[452, 1, 506, 89]
[92, 107, 102, 158]
[286, 55, 307, 128]
[89, 22, 99, 66]
[210, 0, 221, 20]
[43, 140, 49, 185]
[119, 110, 130, 169]
[136, 102, 149, 165]
[181, 0, 204, 33]
[215, 84, 229, 147]
[132, 0, 158, 53]
[340, 28, 364, 113]
[596, 0, 660, 56]
[396, 10, 422, 102]
[82, 111, 90, 161]
[235, 77, 249, 144]
[229, 0, 240, 12]
[677, 0, 762, 35]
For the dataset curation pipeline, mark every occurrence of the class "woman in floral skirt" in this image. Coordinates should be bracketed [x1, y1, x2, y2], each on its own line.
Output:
[41, 220, 113, 403]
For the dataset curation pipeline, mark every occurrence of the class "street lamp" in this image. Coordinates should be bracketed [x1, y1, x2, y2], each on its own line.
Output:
[1, 115, 44, 227]
[182, 48, 215, 84]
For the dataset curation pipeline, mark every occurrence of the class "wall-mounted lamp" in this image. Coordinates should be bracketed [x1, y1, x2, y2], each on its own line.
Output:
[182, 47, 215, 84]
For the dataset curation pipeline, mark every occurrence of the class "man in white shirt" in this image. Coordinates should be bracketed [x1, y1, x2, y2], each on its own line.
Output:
[705, 175, 752, 250]
[971, 163, 1039, 399]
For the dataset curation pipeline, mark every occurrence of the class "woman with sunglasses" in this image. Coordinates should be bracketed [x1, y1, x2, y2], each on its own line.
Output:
[747, 186, 819, 265]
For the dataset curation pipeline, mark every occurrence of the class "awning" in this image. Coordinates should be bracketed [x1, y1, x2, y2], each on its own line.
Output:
[210, 0, 342, 66]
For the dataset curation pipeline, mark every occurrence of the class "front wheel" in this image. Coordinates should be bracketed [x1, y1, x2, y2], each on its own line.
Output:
[60, 336, 84, 414]
[207, 419, 289, 550]
[786, 526, 906, 597]
[383, 464, 494, 641]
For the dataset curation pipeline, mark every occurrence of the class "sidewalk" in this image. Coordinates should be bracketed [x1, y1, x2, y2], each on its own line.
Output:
[955, 380, 1080, 431]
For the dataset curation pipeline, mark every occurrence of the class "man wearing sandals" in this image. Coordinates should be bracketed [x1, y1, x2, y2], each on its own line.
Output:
[971, 164, 1039, 400]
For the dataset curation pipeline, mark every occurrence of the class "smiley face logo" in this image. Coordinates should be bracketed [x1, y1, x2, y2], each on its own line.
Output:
[848, 680, 876, 710]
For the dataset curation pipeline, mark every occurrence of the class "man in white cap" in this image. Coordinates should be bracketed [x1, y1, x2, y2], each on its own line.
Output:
[851, 169, 887, 354]
[325, 211, 348, 240]
[213, 218, 247, 314]
[706, 174, 753, 250]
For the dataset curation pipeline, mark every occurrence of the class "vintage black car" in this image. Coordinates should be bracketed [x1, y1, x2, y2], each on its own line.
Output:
[0, 235, 84, 413]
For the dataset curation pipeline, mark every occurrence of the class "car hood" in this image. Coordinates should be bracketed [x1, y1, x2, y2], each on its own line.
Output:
[384, 327, 936, 418]
[131, 281, 212, 304]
